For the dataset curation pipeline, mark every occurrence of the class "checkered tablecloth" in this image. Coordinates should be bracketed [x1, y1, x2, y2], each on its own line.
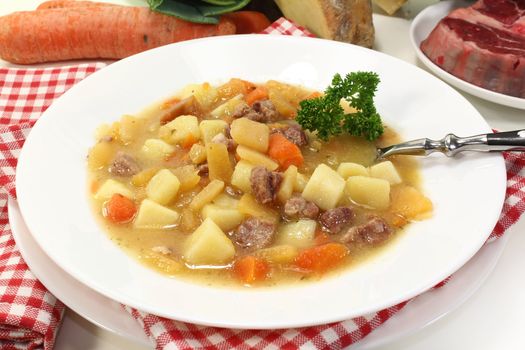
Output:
[1, 18, 525, 350]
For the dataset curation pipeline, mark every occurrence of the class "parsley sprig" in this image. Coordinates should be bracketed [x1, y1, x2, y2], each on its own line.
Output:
[297, 72, 384, 141]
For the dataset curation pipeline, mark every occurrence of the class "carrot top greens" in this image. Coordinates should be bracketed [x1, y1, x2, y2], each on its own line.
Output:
[147, 0, 251, 24]
[296, 72, 384, 142]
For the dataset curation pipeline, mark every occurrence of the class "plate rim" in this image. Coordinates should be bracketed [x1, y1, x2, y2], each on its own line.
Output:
[409, 0, 525, 110]
[15, 34, 508, 329]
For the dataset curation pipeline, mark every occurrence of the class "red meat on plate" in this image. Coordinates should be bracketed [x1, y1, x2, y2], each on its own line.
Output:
[420, 0, 525, 98]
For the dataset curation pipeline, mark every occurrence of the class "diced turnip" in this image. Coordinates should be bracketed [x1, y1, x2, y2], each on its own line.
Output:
[346, 176, 390, 210]
[183, 218, 235, 265]
[275, 220, 317, 248]
[337, 162, 369, 179]
[134, 199, 180, 229]
[146, 169, 180, 205]
[302, 164, 345, 210]
[236, 145, 278, 170]
[95, 179, 134, 200]
[160, 115, 200, 146]
[230, 118, 269, 152]
[231, 160, 255, 193]
[201, 204, 245, 231]
[141, 139, 175, 162]
[369, 161, 402, 184]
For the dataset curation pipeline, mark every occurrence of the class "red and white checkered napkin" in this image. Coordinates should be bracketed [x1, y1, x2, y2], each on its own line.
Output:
[0, 18, 524, 350]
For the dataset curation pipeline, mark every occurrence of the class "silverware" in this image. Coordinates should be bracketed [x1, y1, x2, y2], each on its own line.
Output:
[377, 129, 525, 159]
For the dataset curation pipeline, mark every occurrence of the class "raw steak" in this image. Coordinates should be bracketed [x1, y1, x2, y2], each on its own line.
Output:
[420, 0, 525, 98]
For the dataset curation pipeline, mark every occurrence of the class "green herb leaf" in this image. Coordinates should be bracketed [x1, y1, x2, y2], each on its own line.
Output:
[151, 0, 220, 24]
[147, 0, 164, 8]
[296, 72, 384, 141]
[200, 0, 237, 5]
[196, 0, 252, 16]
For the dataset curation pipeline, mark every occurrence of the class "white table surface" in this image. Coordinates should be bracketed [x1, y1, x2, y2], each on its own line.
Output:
[2, 1, 525, 349]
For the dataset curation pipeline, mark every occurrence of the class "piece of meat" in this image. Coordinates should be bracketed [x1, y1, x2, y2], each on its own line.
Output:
[197, 163, 209, 176]
[420, 0, 525, 98]
[231, 99, 278, 123]
[233, 217, 276, 249]
[250, 166, 283, 204]
[319, 207, 354, 234]
[283, 196, 319, 219]
[280, 124, 308, 147]
[108, 152, 140, 177]
[340, 216, 392, 245]
[210, 133, 236, 152]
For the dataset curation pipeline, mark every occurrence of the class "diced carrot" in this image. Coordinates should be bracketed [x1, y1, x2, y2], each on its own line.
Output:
[267, 133, 304, 169]
[181, 134, 198, 149]
[245, 86, 269, 106]
[233, 255, 269, 284]
[0, 3, 236, 64]
[223, 11, 271, 34]
[241, 79, 257, 94]
[90, 180, 100, 194]
[104, 193, 137, 224]
[295, 243, 349, 273]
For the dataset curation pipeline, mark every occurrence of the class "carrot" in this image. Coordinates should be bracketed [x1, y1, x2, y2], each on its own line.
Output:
[223, 11, 271, 34]
[295, 243, 349, 274]
[104, 193, 137, 224]
[245, 86, 269, 106]
[0, 3, 236, 64]
[37, 0, 114, 10]
[233, 255, 269, 284]
[267, 133, 304, 169]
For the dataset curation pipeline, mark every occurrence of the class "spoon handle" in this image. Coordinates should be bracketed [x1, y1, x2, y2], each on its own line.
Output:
[378, 129, 525, 158]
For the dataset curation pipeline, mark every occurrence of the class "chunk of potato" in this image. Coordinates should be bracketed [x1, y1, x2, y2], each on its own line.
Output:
[236, 145, 278, 171]
[277, 165, 297, 203]
[369, 161, 402, 184]
[266, 80, 310, 119]
[255, 245, 299, 264]
[184, 218, 235, 265]
[302, 164, 345, 210]
[275, 220, 317, 248]
[134, 199, 180, 229]
[87, 141, 116, 170]
[230, 118, 269, 152]
[206, 143, 233, 182]
[238, 194, 278, 223]
[230, 160, 255, 193]
[217, 78, 253, 99]
[189, 179, 225, 211]
[94, 179, 134, 200]
[177, 82, 218, 110]
[201, 204, 245, 231]
[294, 172, 308, 192]
[141, 139, 175, 162]
[199, 120, 228, 144]
[146, 169, 181, 205]
[189, 143, 207, 164]
[337, 162, 369, 179]
[212, 193, 240, 207]
[131, 167, 161, 187]
[346, 176, 390, 210]
[118, 115, 144, 144]
[160, 115, 200, 146]
[171, 165, 201, 192]
[210, 94, 244, 118]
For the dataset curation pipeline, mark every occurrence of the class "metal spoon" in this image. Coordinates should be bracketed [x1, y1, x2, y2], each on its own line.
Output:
[377, 129, 525, 159]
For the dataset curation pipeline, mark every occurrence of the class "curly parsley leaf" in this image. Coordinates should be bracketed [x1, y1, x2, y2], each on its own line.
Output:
[297, 72, 384, 142]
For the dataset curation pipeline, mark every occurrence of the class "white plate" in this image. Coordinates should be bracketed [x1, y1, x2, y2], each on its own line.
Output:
[15, 35, 507, 329]
[409, 0, 525, 110]
[8, 197, 510, 348]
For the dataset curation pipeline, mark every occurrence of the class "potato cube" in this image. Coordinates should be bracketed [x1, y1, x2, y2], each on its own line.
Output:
[238, 194, 278, 223]
[95, 179, 134, 200]
[255, 245, 299, 264]
[230, 118, 269, 152]
[184, 218, 235, 265]
[277, 165, 297, 203]
[177, 82, 218, 109]
[302, 164, 345, 210]
[189, 143, 206, 164]
[206, 143, 233, 182]
[141, 139, 175, 162]
[346, 176, 390, 210]
[276, 220, 317, 248]
[160, 115, 200, 146]
[210, 94, 244, 118]
[171, 165, 201, 192]
[134, 199, 180, 229]
[118, 115, 144, 144]
[146, 169, 181, 205]
[337, 162, 369, 179]
[212, 194, 240, 208]
[236, 145, 278, 170]
[189, 179, 225, 211]
[231, 160, 255, 193]
[87, 141, 116, 171]
[369, 161, 402, 184]
[199, 120, 228, 144]
[294, 172, 308, 192]
[202, 204, 245, 231]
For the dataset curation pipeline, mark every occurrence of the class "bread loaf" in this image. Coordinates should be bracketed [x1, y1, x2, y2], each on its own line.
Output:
[274, 0, 375, 48]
